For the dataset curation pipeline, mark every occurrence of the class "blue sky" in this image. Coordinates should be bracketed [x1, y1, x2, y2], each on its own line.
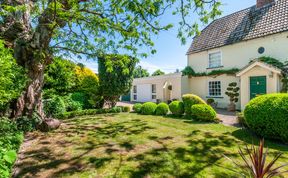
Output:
[81, 0, 255, 74]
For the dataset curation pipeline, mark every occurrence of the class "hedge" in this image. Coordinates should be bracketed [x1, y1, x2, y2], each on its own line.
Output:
[244, 93, 288, 143]
[182, 94, 206, 115]
[191, 104, 216, 122]
[133, 103, 142, 113]
[141, 102, 157, 115]
[155, 103, 169, 116]
[169, 101, 184, 116]
[57, 107, 122, 119]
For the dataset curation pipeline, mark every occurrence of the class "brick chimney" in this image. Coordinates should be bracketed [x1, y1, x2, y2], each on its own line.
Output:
[256, 0, 275, 8]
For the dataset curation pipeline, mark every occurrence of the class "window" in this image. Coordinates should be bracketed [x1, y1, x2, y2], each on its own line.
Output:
[133, 85, 137, 93]
[152, 95, 156, 99]
[152, 84, 156, 93]
[208, 51, 222, 68]
[133, 95, 137, 100]
[209, 81, 221, 96]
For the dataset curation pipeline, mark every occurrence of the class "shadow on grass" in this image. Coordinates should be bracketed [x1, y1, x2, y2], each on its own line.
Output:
[13, 115, 153, 177]
[127, 131, 239, 178]
[232, 128, 288, 152]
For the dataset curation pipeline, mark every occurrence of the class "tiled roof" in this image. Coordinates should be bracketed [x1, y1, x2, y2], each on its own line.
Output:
[187, 0, 288, 54]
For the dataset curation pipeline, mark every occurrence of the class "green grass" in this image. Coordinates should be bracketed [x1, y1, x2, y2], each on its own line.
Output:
[13, 113, 288, 178]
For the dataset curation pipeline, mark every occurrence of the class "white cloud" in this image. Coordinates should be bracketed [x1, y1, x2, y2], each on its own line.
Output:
[139, 61, 182, 74]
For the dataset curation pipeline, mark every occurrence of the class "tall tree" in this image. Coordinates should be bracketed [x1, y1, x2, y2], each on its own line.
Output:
[133, 66, 150, 78]
[98, 54, 137, 108]
[152, 69, 165, 76]
[0, 0, 221, 120]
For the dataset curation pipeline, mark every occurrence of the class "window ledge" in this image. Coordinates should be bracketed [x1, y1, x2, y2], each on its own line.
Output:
[206, 96, 224, 99]
[206, 66, 224, 70]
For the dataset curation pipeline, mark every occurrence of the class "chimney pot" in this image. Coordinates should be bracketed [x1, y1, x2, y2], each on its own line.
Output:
[256, 0, 275, 8]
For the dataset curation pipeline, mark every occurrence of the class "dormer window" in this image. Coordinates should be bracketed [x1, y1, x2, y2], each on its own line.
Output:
[208, 51, 222, 68]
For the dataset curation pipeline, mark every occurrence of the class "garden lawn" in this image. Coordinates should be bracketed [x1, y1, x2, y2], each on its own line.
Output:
[13, 113, 288, 178]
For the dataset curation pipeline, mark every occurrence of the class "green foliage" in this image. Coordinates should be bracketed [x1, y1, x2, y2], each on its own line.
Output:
[206, 98, 215, 105]
[181, 66, 195, 76]
[123, 106, 131, 112]
[155, 103, 169, 116]
[44, 96, 66, 117]
[133, 103, 143, 113]
[57, 107, 123, 119]
[0, 40, 26, 113]
[0, 118, 23, 177]
[257, 57, 288, 92]
[15, 114, 42, 133]
[62, 95, 82, 112]
[244, 94, 288, 143]
[182, 94, 206, 115]
[98, 54, 137, 107]
[169, 101, 184, 116]
[225, 82, 240, 103]
[141, 102, 157, 115]
[181, 67, 240, 77]
[44, 57, 77, 96]
[191, 104, 216, 122]
[258, 56, 284, 70]
[152, 69, 165, 76]
[133, 66, 150, 78]
[71, 92, 92, 110]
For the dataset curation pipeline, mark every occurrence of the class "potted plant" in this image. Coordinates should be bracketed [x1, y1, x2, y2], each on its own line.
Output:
[225, 82, 239, 111]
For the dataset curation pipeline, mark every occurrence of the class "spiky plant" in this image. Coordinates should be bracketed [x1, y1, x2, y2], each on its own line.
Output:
[225, 139, 288, 178]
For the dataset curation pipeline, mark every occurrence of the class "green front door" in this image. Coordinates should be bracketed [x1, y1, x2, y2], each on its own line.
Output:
[250, 76, 267, 99]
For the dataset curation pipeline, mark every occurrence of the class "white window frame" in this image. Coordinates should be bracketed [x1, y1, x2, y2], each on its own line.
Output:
[208, 51, 222, 68]
[208, 81, 222, 97]
[152, 94, 157, 100]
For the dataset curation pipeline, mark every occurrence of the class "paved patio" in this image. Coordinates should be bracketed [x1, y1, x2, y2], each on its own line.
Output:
[116, 102, 239, 127]
[216, 109, 239, 127]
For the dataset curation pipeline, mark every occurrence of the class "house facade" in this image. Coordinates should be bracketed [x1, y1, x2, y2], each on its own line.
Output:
[131, 0, 288, 110]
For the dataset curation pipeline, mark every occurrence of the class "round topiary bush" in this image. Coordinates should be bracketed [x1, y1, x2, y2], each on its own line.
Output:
[123, 106, 131, 112]
[133, 103, 142, 113]
[244, 93, 288, 142]
[191, 104, 216, 122]
[169, 101, 184, 116]
[155, 102, 169, 116]
[182, 94, 206, 115]
[141, 102, 157, 115]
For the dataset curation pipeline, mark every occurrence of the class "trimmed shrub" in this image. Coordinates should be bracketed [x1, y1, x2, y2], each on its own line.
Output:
[123, 106, 131, 112]
[57, 107, 124, 119]
[141, 102, 157, 115]
[244, 94, 288, 142]
[169, 101, 184, 116]
[133, 103, 142, 113]
[44, 96, 66, 117]
[182, 94, 206, 115]
[155, 103, 169, 116]
[206, 98, 215, 105]
[191, 104, 216, 122]
[110, 107, 122, 113]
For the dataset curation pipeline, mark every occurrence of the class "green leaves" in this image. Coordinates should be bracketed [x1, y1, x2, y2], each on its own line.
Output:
[98, 54, 137, 107]
[3, 150, 17, 165]
[0, 40, 27, 112]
